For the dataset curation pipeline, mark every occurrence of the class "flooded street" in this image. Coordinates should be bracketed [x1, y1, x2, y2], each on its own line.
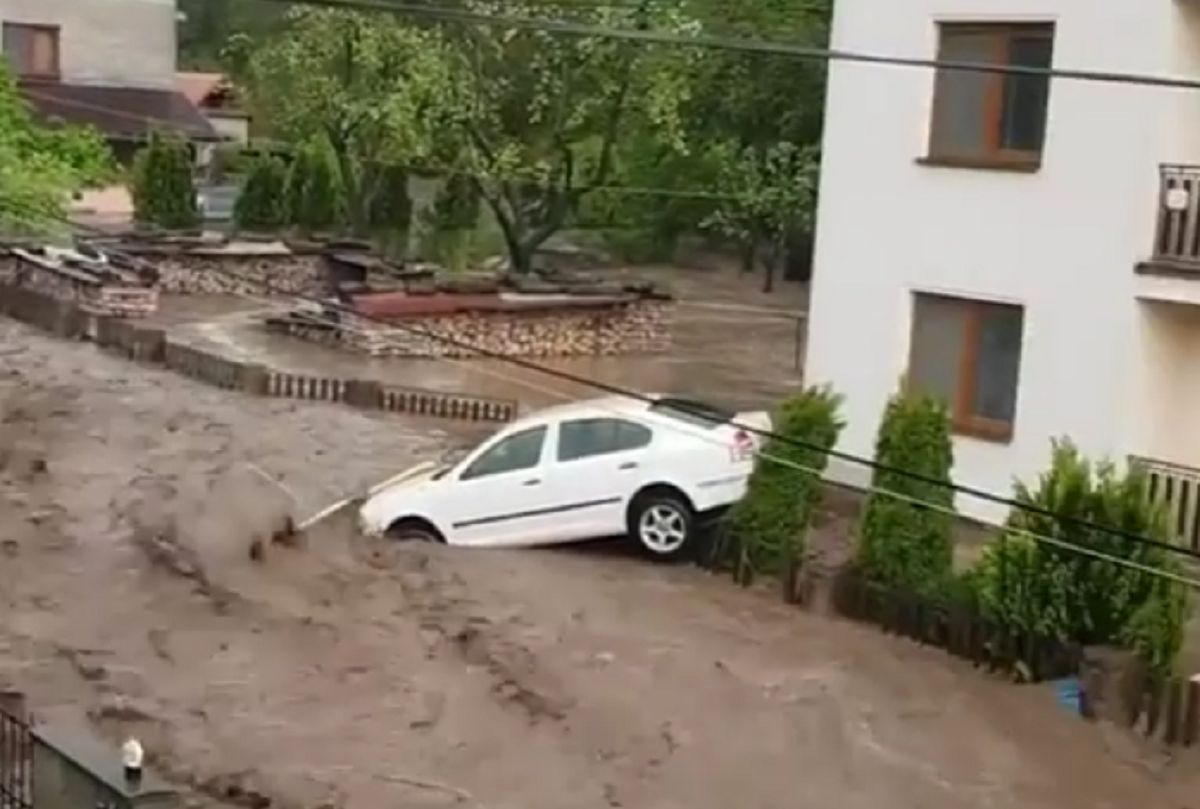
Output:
[0, 316, 1193, 809]
[155, 266, 806, 412]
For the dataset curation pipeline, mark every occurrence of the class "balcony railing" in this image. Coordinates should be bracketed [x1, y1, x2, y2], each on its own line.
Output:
[1130, 455, 1200, 550]
[1153, 164, 1200, 265]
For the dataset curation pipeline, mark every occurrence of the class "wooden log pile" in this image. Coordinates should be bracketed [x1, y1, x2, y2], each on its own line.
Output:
[275, 301, 674, 358]
[156, 253, 327, 297]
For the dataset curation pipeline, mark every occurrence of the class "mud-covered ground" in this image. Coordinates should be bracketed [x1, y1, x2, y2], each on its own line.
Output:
[0, 320, 1194, 809]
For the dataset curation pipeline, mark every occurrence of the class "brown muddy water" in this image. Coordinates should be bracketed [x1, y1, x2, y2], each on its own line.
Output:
[0, 315, 1194, 809]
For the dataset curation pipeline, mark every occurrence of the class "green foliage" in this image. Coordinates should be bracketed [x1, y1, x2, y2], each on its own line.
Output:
[285, 137, 344, 233]
[234, 156, 287, 231]
[237, 8, 456, 235]
[426, 174, 480, 232]
[370, 164, 415, 258]
[441, 1, 697, 273]
[857, 390, 956, 597]
[0, 65, 112, 233]
[721, 387, 844, 583]
[972, 440, 1189, 675]
[591, 0, 832, 272]
[131, 132, 198, 230]
[704, 141, 820, 291]
[178, 0, 288, 71]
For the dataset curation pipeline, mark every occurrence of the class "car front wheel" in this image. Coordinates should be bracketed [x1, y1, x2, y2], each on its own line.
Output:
[628, 493, 694, 561]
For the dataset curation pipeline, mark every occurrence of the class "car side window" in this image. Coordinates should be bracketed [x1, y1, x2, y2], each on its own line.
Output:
[558, 418, 652, 463]
[460, 427, 547, 481]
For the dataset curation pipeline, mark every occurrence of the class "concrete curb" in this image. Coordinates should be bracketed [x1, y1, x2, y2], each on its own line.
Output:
[0, 284, 518, 424]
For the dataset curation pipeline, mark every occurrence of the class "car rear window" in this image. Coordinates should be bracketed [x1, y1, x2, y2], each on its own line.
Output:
[648, 398, 734, 430]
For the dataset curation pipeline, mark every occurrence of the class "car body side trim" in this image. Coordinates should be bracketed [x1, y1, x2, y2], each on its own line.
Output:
[452, 497, 623, 530]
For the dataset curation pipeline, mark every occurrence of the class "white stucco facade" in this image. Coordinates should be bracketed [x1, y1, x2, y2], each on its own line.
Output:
[0, 0, 177, 89]
[806, 0, 1200, 523]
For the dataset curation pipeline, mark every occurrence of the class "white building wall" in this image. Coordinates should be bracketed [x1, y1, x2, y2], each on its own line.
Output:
[807, 0, 1179, 522]
[0, 0, 177, 90]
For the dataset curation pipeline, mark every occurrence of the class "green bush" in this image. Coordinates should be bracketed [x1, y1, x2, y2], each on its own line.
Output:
[369, 164, 414, 257]
[720, 387, 844, 583]
[425, 173, 480, 232]
[131, 132, 198, 230]
[234, 155, 287, 231]
[972, 440, 1189, 675]
[856, 390, 955, 597]
[284, 138, 344, 233]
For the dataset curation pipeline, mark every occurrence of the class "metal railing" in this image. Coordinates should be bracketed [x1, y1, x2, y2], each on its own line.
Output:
[1154, 164, 1200, 265]
[1131, 455, 1200, 550]
[0, 706, 32, 809]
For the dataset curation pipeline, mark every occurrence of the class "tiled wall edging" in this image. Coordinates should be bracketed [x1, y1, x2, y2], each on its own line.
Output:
[0, 283, 517, 424]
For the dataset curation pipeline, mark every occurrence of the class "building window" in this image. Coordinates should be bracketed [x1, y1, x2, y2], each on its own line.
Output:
[908, 293, 1025, 441]
[927, 22, 1054, 169]
[2, 23, 60, 79]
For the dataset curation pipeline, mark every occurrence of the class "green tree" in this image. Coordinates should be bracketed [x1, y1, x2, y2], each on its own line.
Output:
[591, 0, 832, 266]
[419, 172, 483, 270]
[440, 1, 696, 273]
[0, 66, 111, 232]
[235, 8, 456, 235]
[973, 441, 1189, 675]
[235, 155, 287, 231]
[178, 0, 288, 70]
[285, 137, 344, 233]
[856, 389, 956, 597]
[369, 164, 415, 259]
[720, 387, 844, 585]
[704, 142, 819, 292]
[131, 132, 198, 230]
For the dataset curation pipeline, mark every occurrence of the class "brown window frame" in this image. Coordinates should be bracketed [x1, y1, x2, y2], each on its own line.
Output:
[2, 22, 61, 80]
[924, 22, 1054, 172]
[907, 294, 1024, 444]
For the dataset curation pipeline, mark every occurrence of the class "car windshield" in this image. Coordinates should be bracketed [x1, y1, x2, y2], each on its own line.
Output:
[430, 446, 470, 480]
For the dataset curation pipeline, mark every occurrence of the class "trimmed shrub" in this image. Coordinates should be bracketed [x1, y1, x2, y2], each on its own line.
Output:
[719, 387, 844, 584]
[285, 138, 344, 233]
[131, 132, 198, 230]
[369, 164, 414, 257]
[972, 440, 1188, 675]
[856, 390, 955, 597]
[234, 156, 287, 231]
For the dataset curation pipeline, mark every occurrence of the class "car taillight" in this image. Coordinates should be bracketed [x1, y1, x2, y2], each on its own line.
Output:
[731, 429, 755, 461]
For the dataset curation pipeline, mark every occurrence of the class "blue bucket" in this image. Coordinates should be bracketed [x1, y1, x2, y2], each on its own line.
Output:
[1053, 678, 1082, 715]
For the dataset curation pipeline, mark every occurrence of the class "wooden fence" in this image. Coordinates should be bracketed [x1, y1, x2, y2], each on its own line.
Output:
[831, 571, 1081, 684]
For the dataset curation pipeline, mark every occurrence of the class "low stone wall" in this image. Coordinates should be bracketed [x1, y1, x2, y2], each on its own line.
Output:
[0, 284, 89, 339]
[4, 254, 158, 318]
[274, 300, 673, 358]
[0, 284, 517, 424]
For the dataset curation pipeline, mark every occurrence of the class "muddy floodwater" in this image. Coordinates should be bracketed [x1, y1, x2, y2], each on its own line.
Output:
[0, 317, 1195, 809]
[153, 266, 807, 413]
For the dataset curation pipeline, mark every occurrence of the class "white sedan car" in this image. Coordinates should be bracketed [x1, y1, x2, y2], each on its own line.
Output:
[359, 395, 771, 560]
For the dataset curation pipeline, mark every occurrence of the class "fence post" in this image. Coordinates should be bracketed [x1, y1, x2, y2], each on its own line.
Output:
[1184, 679, 1200, 746]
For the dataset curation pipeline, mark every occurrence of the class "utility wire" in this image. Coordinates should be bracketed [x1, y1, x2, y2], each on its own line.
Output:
[58, 240, 1188, 590]
[12, 0, 1200, 556]
[263, 0, 1200, 90]
[6, 190, 1197, 572]
[26, 203, 1196, 564]
[151, 269, 1200, 589]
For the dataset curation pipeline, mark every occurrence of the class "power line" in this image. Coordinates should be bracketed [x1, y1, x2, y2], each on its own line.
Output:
[19, 202, 1195, 563]
[227, 281, 1200, 590]
[15, 89, 746, 203]
[262, 0, 1200, 90]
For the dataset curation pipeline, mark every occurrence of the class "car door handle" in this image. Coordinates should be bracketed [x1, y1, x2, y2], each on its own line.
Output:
[522, 478, 541, 486]
[618, 462, 638, 470]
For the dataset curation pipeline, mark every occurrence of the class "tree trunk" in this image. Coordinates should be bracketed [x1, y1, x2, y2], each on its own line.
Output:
[739, 241, 756, 275]
[762, 234, 784, 294]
